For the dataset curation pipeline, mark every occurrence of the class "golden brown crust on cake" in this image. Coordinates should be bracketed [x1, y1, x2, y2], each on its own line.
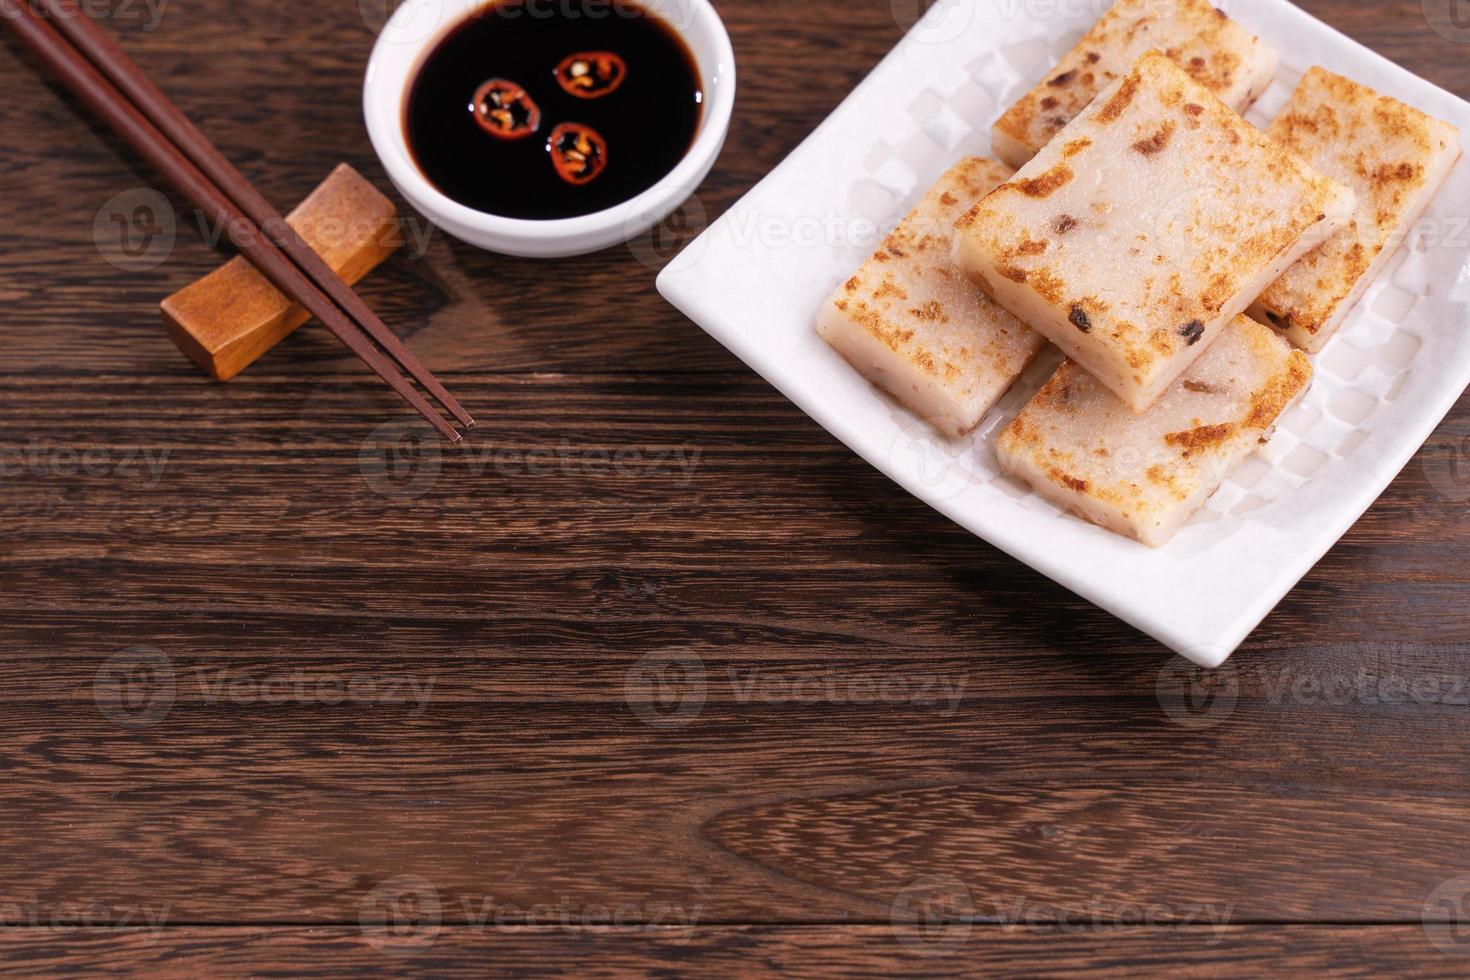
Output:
[991, 0, 1277, 167]
[1244, 350, 1311, 429]
[959, 53, 1350, 411]
[1164, 421, 1237, 457]
[1011, 164, 1076, 198]
[819, 157, 1047, 438]
[1252, 68, 1461, 350]
[993, 317, 1312, 546]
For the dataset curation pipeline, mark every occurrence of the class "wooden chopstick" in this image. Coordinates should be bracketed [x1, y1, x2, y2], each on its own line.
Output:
[38, 0, 475, 434]
[1, 1, 465, 442]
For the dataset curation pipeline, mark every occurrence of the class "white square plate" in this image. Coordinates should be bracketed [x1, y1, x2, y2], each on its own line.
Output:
[657, 0, 1470, 666]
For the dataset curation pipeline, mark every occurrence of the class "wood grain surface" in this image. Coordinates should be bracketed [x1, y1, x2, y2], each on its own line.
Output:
[0, 0, 1467, 974]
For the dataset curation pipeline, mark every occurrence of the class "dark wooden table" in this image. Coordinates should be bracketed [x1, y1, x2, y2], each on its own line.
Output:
[1, 0, 1467, 974]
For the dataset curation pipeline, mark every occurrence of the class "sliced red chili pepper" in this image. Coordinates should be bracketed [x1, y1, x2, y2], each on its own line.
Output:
[554, 51, 628, 100]
[471, 78, 541, 140]
[547, 123, 608, 186]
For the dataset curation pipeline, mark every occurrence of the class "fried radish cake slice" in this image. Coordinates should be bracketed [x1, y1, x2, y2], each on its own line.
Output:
[1249, 68, 1461, 353]
[991, 0, 1277, 168]
[818, 157, 1047, 438]
[955, 52, 1352, 413]
[996, 316, 1311, 547]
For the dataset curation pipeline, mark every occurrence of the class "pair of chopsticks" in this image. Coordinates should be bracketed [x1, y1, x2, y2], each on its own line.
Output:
[2, 0, 473, 442]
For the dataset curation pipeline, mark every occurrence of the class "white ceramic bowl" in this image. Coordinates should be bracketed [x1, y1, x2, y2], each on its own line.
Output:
[363, 0, 735, 258]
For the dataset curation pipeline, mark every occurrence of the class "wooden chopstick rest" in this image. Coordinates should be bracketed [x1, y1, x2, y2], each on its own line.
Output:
[161, 164, 403, 381]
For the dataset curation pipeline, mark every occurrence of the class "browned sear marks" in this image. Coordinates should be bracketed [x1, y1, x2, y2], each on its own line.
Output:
[1029, 269, 1065, 304]
[1132, 120, 1176, 156]
[1097, 73, 1140, 123]
[1012, 164, 1074, 198]
[1245, 352, 1312, 429]
[1069, 305, 1092, 332]
[1055, 470, 1089, 493]
[1053, 214, 1078, 234]
[873, 279, 907, 300]
[1061, 138, 1093, 158]
[1372, 161, 1421, 184]
[1164, 422, 1237, 458]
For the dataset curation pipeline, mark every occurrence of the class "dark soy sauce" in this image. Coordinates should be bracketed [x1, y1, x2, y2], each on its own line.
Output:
[404, 0, 703, 220]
